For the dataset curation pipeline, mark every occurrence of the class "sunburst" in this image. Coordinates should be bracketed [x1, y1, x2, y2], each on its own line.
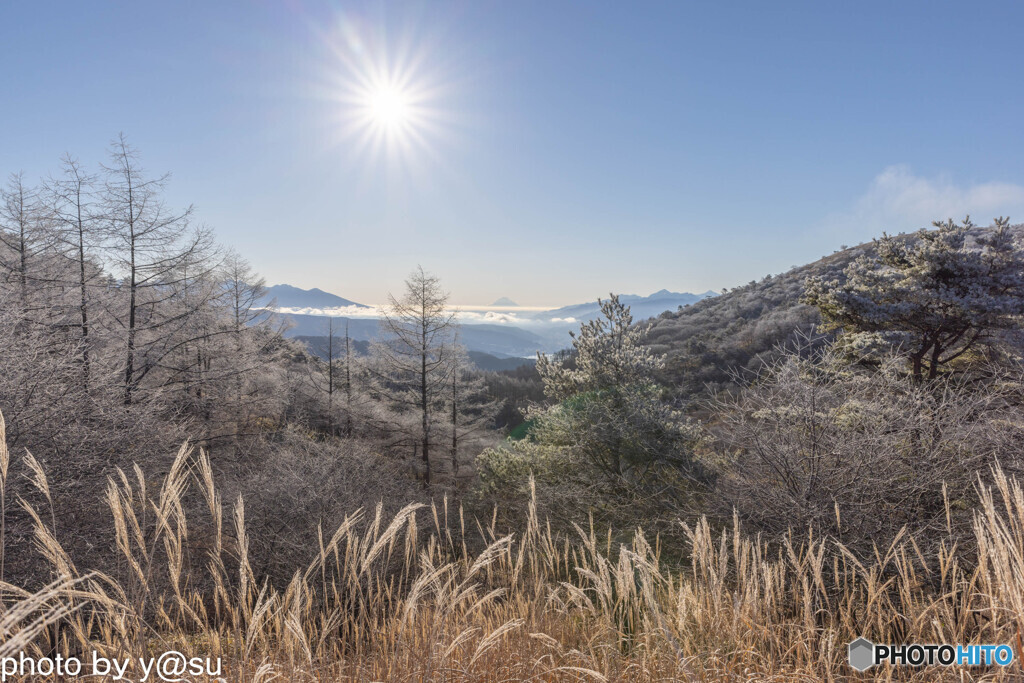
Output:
[314, 14, 450, 166]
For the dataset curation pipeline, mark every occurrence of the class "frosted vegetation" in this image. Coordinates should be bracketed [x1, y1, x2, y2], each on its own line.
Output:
[2, 144, 1024, 679]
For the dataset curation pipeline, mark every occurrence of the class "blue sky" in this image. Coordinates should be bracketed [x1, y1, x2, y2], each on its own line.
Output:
[3, 1, 1024, 305]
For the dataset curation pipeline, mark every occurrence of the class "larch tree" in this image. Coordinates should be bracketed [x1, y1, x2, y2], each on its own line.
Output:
[0, 173, 44, 312]
[803, 217, 1024, 381]
[102, 134, 215, 404]
[47, 155, 101, 389]
[373, 266, 458, 486]
[301, 316, 361, 437]
[443, 342, 496, 479]
[220, 250, 279, 412]
[342, 319, 354, 437]
[323, 316, 343, 435]
[174, 250, 280, 433]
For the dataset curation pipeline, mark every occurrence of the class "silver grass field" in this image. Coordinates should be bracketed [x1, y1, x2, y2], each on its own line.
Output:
[3, 409, 1024, 682]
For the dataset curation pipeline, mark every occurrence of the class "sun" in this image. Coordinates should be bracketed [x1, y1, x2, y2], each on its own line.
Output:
[367, 86, 411, 129]
[346, 74, 430, 155]
[314, 12, 456, 166]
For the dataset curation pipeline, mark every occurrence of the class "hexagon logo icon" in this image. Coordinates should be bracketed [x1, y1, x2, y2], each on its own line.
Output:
[848, 637, 875, 671]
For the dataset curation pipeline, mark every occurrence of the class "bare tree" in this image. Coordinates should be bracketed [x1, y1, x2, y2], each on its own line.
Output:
[101, 134, 215, 404]
[342, 319, 353, 437]
[155, 249, 288, 442]
[47, 156, 101, 389]
[373, 267, 458, 486]
[325, 317, 340, 435]
[220, 250, 280, 415]
[0, 173, 44, 311]
[708, 345, 1024, 551]
[443, 343, 496, 479]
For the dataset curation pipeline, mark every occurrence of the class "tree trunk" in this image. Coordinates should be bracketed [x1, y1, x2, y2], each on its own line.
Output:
[344, 322, 352, 437]
[77, 206, 90, 391]
[928, 341, 943, 381]
[451, 369, 458, 477]
[124, 177, 137, 406]
[421, 346, 430, 486]
[327, 318, 335, 435]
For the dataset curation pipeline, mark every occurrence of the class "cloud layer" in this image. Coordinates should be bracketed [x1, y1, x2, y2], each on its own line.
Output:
[274, 305, 544, 326]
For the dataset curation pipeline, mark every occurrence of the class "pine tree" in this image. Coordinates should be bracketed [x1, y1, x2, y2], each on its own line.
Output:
[804, 217, 1024, 381]
[481, 295, 702, 498]
[536, 295, 663, 399]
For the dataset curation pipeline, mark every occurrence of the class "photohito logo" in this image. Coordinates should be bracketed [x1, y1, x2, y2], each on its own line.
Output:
[848, 637, 1014, 671]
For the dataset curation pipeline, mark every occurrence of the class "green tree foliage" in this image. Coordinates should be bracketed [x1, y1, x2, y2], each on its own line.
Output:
[536, 297, 663, 399]
[479, 296, 705, 525]
[804, 217, 1024, 380]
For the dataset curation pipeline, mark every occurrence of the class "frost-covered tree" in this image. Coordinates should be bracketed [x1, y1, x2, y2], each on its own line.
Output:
[0, 173, 46, 311]
[441, 343, 497, 479]
[372, 267, 458, 486]
[102, 135, 217, 403]
[305, 316, 358, 436]
[168, 251, 282, 430]
[47, 156, 103, 389]
[708, 345, 1024, 550]
[479, 296, 704, 524]
[804, 217, 1024, 381]
[536, 295, 663, 400]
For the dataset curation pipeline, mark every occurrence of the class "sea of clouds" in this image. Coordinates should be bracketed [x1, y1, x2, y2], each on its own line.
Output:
[272, 305, 574, 326]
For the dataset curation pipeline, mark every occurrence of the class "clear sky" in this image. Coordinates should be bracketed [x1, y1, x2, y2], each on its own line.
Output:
[3, 1, 1024, 306]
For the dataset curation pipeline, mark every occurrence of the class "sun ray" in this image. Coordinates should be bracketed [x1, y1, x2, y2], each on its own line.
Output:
[309, 11, 452, 170]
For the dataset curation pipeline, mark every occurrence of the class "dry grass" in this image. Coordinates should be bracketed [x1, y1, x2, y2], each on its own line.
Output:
[2, 412, 1024, 681]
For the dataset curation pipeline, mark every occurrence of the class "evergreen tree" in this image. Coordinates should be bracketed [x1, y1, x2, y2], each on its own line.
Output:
[804, 217, 1024, 381]
[479, 295, 704, 515]
[536, 295, 663, 400]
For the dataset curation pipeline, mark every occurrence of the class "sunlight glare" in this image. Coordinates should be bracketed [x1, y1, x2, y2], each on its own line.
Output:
[367, 86, 410, 128]
[313, 11, 461, 172]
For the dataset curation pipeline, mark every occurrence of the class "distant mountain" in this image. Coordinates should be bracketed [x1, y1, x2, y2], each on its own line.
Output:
[453, 324, 549, 357]
[282, 315, 381, 340]
[539, 290, 716, 323]
[636, 288, 717, 302]
[293, 338, 535, 373]
[260, 284, 369, 309]
[268, 286, 717, 360]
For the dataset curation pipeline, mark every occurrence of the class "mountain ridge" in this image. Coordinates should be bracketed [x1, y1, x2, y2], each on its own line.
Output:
[261, 284, 368, 309]
[539, 289, 717, 322]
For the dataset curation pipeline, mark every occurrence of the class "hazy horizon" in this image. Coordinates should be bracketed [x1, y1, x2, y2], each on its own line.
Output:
[265, 284, 719, 311]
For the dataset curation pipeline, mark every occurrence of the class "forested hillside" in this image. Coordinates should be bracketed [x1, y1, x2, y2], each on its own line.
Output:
[0, 145, 498, 586]
[644, 223, 1024, 396]
[644, 249, 852, 393]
